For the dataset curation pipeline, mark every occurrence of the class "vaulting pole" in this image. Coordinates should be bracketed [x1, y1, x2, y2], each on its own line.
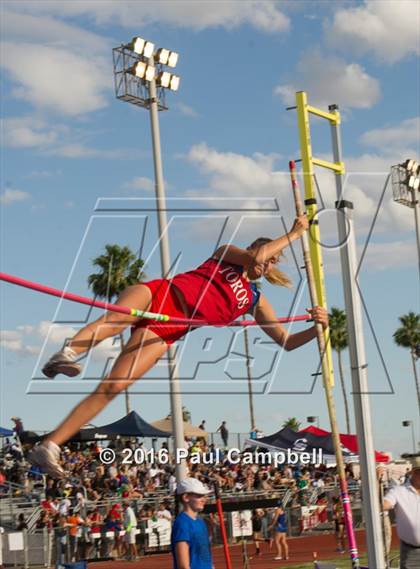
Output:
[289, 161, 360, 569]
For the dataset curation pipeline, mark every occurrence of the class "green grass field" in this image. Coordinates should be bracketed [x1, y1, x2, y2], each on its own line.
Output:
[277, 548, 399, 568]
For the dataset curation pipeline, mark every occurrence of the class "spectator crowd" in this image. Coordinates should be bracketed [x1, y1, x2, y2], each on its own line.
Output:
[1, 418, 413, 564]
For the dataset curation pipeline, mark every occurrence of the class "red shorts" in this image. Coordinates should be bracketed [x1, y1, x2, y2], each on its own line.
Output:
[132, 279, 190, 345]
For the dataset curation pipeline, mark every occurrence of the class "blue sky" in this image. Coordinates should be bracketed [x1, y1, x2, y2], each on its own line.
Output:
[1, 1, 419, 458]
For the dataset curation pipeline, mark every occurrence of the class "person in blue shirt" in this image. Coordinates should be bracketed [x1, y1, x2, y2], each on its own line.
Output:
[269, 501, 289, 561]
[171, 478, 213, 569]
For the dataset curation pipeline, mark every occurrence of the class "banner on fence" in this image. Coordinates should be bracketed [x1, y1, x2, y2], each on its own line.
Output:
[8, 532, 24, 551]
[231, 511, 252, 537]
[301, 506, 320, 531]
[146, 519, 171, 548]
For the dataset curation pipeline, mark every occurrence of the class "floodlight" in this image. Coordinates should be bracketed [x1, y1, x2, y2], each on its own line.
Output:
[131, 37, 145, 55]
[167, 51, 179, 68]
[157, 71, 171, 88]
[131, 61, 147, 78]
[169, 75, 180, 91]
[406, 173, 420, 190]
[411, 176, 420, 191]
[143, 41, 155, 58]
[145, 65, 156, 82]
[156, 48, 170, 65]
[404, 159, 416, 171]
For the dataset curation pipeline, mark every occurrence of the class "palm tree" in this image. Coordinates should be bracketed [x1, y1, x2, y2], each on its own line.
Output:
[329, 307, 351, 434]
[282, 417, 301, 431]
[182, 406, 192, 423]
[393, 312, 420, 417]
[88, 244, 145, 414]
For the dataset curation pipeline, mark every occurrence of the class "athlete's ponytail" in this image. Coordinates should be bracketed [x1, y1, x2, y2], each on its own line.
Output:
[248, 237, 292, 288]
[264, 266, 292, 288]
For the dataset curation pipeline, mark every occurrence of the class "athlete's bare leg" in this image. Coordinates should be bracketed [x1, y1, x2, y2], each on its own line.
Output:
[67, 284, 153, 354]
[46, 327, 168, 446]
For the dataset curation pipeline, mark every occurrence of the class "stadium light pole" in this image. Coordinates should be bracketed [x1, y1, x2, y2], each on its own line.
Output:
[328, 103, 385, 567]
[402, 420, 416, 454]
[391, 159, 420, 282]
[112, 38, 186, 482]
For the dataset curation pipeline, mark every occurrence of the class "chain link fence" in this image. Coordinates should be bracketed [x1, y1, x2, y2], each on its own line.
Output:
[0, 484, 370, 567]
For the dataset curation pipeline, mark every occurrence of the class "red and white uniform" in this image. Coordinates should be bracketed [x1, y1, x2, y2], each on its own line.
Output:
[134, 258, 258, 345]
[171, 258, 254, 324]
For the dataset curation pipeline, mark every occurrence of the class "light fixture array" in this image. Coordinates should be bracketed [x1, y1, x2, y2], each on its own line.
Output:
[127, 36, 180, 91]
[402, 158, 420, 191]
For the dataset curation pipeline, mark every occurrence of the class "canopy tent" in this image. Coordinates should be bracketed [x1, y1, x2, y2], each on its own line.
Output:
[26, 412, 169, 443]
[300, 425, 390, 463]
[151, 417, 208, 439]
[244, 426, 354, 462]
[0, 427, 14, 437]
[94, 411, 169, 438]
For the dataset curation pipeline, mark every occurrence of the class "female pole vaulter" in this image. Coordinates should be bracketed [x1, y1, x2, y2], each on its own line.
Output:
[30, 214, 328, 477]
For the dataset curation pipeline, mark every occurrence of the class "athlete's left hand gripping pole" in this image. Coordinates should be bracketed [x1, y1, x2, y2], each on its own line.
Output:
[289, 161, 360, 569]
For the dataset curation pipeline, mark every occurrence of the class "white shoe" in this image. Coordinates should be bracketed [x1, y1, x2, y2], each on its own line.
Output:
[42, 347, 81, 378]
[28, 441, 64, 478]
[274, 556, 283, 560]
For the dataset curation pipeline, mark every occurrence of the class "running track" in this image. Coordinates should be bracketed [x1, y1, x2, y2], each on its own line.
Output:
[89, 528, 399, 568]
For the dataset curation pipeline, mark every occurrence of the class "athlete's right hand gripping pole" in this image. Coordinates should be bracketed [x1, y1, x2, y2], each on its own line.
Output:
[289, 161, 360, 569]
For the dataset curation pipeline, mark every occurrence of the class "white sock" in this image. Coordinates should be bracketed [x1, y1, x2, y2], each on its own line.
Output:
[62, 346, 77, 359]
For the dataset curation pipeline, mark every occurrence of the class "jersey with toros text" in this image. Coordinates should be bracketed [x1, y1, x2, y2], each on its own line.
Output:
[170, 258, 260, 324]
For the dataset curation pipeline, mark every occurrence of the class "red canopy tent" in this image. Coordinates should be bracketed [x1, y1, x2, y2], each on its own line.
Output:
[300, 425, 390, 463]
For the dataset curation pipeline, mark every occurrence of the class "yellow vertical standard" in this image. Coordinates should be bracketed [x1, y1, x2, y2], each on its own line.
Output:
[295, 91, 335, 386]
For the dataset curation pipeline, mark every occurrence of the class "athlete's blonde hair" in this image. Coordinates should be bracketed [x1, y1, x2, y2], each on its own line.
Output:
[248, 237, 292, 288]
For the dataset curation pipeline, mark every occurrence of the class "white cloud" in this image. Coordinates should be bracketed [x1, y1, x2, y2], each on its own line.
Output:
[90, 337, 121, 362]
[274, 50, 380, 109]
[2, 9, 107, 53]
[176, 103, 199, 118]
[1, 7, 111, 117]
[1, 117, 62, 148]
[37, 321, 78, 344]
[0, 330, 38, 356]
[123, 177, 155, 192]
[323, 239, 416, 274]
[0, 189, 31, 205]
[183, 143, 415, 251]
[327, 1, 420, 64]
[183, 144, 300, 242]
[360, 118, 420, 154]
[360, 240, 416, 271]
[2, 116, 140, 159]
[1, 321, 120, 361]
[187, 143, 282, 197]
[47, 145, 144, 159]
[1, 42, 109, 116]
[10, 1, 290, 33]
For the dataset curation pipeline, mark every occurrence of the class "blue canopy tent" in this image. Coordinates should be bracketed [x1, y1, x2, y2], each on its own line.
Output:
[95, 411, 169, 438]
[0, 427, 14, 437]
[22, 412, 168, 443]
